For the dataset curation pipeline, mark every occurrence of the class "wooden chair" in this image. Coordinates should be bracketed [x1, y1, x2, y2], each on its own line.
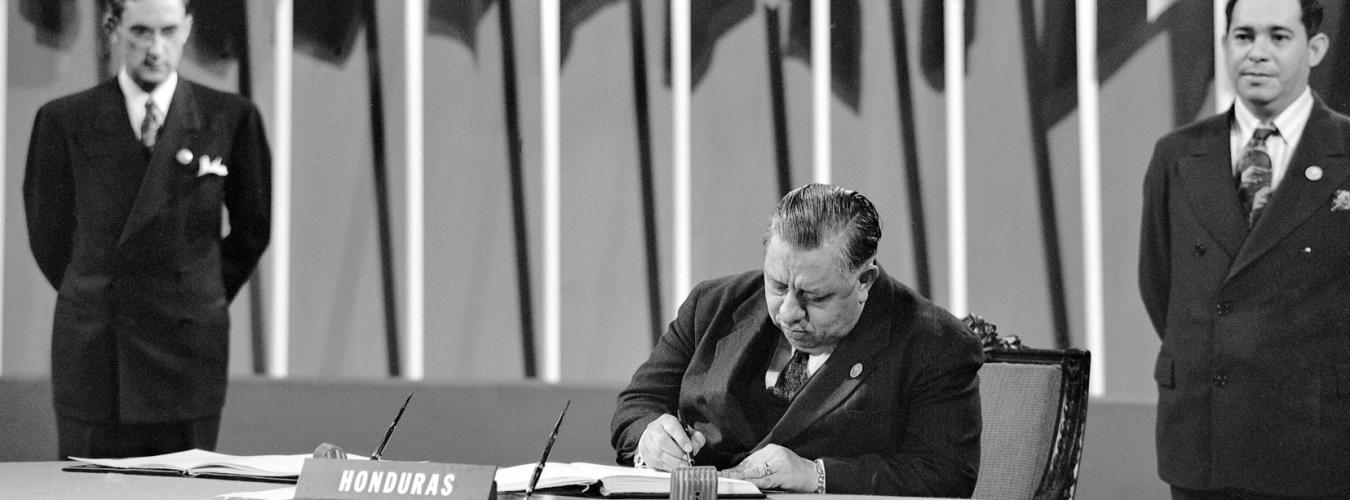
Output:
[966, 317, 1090, 500]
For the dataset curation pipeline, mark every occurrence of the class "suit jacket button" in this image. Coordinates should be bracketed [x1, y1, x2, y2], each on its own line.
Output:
[1193, 243, 1206, 256]
[1213, 374, 1229, 388]
[1215, 301, 1233, 316]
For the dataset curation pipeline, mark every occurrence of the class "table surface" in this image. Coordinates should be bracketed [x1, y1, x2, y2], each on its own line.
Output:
[0, 461, 963, 500]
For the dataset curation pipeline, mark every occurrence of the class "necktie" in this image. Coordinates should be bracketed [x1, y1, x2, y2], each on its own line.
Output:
[771, 350, 810, 401]
[141, 100, 161, 149]
[1236, 125, 1278, 227]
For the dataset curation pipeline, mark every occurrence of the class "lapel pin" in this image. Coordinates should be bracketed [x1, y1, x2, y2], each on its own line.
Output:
[1305, 165, 1323, 181]
[849, 363, 863, 378]
[175, 149, 194, 165]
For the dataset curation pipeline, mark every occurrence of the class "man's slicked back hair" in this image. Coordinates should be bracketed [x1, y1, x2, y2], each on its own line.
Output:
[765, 183, 882, 273]
[1224, 0, 1323, 36]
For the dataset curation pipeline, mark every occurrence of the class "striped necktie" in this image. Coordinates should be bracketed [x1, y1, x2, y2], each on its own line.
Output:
[141, 100, 161, 149]
[1236, 125, 1277, 227]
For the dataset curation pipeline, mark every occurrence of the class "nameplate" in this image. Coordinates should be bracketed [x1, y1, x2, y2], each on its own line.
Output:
[294, 459, 497, 500]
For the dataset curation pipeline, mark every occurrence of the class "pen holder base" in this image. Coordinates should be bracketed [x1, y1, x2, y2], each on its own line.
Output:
[671, 466, 718, 500]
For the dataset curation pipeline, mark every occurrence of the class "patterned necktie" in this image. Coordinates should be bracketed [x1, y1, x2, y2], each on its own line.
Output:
[771, 350, 810, 401]
[141, 100, 161, 149]
[1236, 125, 1278, 227]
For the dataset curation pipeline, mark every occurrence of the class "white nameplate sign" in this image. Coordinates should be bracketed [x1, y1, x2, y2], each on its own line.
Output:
[294, 459, 496, 500]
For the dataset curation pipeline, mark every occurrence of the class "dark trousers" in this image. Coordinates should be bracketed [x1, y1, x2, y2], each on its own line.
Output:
[1172, 485, 1343, 500]
[57, 414, 221, 460]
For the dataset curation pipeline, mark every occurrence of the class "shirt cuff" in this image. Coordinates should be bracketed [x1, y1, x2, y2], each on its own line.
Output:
[813, 459, 826, 493]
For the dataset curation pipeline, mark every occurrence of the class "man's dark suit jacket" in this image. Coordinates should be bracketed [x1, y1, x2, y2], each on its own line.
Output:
[24, 78, 271, 425]
[611, 268, 983, 497]
[1139, 98, 1350, 496]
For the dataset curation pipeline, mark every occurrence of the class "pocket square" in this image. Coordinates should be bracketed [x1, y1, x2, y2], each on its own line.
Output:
[197, 155, 228, 177]
[1333, 190, 1350, 212]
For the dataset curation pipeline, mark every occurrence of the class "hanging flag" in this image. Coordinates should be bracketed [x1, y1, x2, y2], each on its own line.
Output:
[561, 0, 625, 65]
[919, 0, 976, 90]
[1312, 2, 1350, 115]
[295, 0, 364, 64]
[19, 0, 78, 49]
[663, 0, 756, 89]
[427, 0, 496, 54]
[1032, 0, 1213, 126]
[188, 0, 248, 71]
[784, 0, 861, 111]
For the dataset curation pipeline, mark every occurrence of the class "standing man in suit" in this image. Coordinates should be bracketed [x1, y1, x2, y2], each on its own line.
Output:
[1139, 0, 1350, 497]
[24, 0, 270, 459]
[611, 184, 983, 497]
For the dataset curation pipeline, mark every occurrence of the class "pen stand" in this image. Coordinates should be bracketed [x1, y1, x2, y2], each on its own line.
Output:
[670, 466, 718, 500]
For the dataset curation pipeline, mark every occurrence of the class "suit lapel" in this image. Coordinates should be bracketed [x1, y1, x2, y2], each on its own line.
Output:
[1176, 112, 1249, 259]
[118, 80, 202, 246]
[759, 288, 892, 447]
[705, 302, 773, 445]
[83, 81, 145, 214]
[1229, 103, 1350, 280]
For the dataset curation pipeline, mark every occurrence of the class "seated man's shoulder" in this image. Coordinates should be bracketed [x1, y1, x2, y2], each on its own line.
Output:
[882, 283, 981, 357]
[692, 269, 766, 300]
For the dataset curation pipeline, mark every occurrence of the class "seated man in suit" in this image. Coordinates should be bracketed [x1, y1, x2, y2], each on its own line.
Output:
[611, 184, 983, 497]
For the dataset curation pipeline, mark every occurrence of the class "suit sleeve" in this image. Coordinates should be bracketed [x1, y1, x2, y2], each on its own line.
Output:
[220, 102, 272, 302]
[610, 282, 702, 465]
[1138, 140, 1172, 337]
[820, 320, 983, 497]
[23, 104, 76, 290]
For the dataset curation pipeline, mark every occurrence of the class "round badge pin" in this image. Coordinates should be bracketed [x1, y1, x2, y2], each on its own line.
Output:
[849, 363, 863, 378]
[176, 149, 194, 165]
[1306, 165, 1324, 181]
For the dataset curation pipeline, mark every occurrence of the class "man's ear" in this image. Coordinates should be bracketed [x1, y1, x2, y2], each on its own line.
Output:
[183, 14, 194, 39]
[1308, 32, 1329, 67]
[855, 260, 879, 299]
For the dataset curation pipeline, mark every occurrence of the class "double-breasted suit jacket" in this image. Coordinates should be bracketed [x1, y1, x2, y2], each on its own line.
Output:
[24, 78, 270, 424]
[611, 268, 983, 497]
[1138, 98, 1350, 496]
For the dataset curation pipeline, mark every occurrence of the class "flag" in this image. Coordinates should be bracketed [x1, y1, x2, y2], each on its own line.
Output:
[295, 0, 364, 64]
[188, 0, 249, 71]
[1312, 2, 1350, 115]
[919, 0, 976, 90]
[19, 0, 78, 49]
[663, 0, 756, 89]
[784, 0, 861, 110]
[561, 0, 625, 65]
[1036, 0, 1213, 126]
[427, 0, 496, 54]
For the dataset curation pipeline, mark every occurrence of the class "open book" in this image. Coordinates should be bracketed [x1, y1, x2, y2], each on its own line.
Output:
[64, 449, 309, 484]
[495, 462, 763, 498]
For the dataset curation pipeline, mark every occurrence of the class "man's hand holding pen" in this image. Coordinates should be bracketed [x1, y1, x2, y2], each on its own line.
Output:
[636, 414, 706, 471]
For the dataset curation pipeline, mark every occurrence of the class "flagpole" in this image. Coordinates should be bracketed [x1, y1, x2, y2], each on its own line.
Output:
[627, 0, 665, 345]
[1213, 0, 1232, 112]
[1077, 0, 1104, 396]
[499, 0, 539, 379]
[270, 0, 294, 378]
[0, 0, 8, 374]
[811, 0, 830, 184]
[542, 0, 563, 383]
[361, 0, 404, 379]
[944, 0, 967, 317]
[402, 0, 424, 380]
[888, 1, 932, 299]
[672, 0, 691, 317]
[235, 0, 269, 376]
[764, 1, 792, 196]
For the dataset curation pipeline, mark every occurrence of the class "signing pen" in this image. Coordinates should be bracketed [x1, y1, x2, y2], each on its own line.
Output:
[370, 392, 414, 461]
